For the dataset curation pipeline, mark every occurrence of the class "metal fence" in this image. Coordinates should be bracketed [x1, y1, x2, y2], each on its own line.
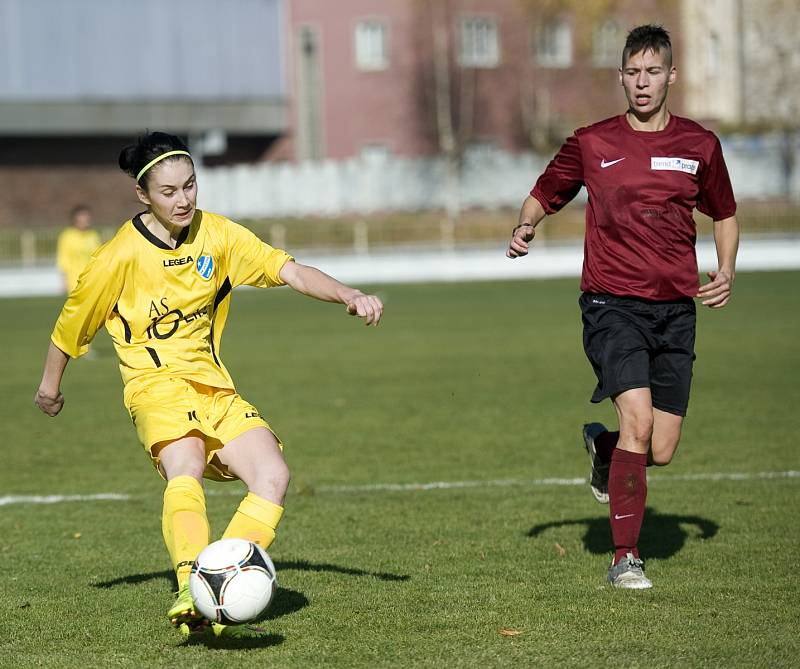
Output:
[0, 217, 513, 266]
[1, 200, 797, 268]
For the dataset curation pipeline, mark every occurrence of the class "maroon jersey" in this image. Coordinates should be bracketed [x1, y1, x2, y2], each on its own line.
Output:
[531, 114, 736, 300]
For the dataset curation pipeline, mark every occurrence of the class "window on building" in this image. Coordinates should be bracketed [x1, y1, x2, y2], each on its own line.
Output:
[592, 20, 621, 67]
[535, 19, 573, 68]
[459, 16, 500, 68]
[355, 20, 389, 71]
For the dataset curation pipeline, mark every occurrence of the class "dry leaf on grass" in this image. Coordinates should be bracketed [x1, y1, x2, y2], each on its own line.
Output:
[499, 628, 523, 637]
[554, 542, 566, 556]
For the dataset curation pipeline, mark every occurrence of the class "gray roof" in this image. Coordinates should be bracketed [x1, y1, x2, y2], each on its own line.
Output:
[0, 0, 287, 133]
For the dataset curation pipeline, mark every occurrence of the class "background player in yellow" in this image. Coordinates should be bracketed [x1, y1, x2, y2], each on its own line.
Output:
[34, 131, 384, 639]
[56, 204, 101, 293]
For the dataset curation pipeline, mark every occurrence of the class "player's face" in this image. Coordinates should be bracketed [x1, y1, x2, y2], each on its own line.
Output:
[619, 48, 676, 117]
[72, 210, 92, 230]
[136, 158, 198, 228]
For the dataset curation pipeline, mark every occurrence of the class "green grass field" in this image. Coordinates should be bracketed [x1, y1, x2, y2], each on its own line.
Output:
[2, 273, 799, 668]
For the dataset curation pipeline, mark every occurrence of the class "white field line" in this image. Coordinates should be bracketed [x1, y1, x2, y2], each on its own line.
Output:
[0, 493, 130, 507]
[2, 471, 798, 506]
[314, 470, 800, 494]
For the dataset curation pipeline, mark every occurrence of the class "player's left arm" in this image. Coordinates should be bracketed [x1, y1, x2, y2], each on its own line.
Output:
[279, 260, 383, 326]
[697, 215, 739, 308]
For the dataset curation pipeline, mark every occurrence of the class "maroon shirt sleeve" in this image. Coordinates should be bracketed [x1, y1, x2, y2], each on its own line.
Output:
[530, 134, 584, 214]
[696, 137, 737, 220]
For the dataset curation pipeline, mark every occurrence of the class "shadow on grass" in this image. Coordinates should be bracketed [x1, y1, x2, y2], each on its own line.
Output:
[92, 558, 409, 591]
[527, 507, 719, 559]
[276, 559, 409, 582]
[92, 572, 308, 618]
[91, 558, 410, 650]
[182, 628, 285, 650]
[180, 631, 286, 650]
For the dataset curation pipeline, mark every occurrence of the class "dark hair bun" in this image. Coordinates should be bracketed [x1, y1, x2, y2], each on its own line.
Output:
[117, 144, 139, 177]
[117, 131, 192, 185]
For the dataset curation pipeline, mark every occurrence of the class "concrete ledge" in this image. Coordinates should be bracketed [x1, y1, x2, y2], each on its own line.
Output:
[0, 100, 287, 135]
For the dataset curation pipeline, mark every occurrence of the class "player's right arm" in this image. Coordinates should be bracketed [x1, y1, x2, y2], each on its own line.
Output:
[36, 244, 123, 416]
[507, 133, 584, 259]
[507, 196, 547, 258]
[35, 343, 70, 416]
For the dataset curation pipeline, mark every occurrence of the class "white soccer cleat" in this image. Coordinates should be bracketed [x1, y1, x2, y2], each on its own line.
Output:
[607, 552, 653, 589]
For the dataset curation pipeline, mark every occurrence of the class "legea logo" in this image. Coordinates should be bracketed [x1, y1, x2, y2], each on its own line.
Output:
[651, 157, 699, 175]
[196, 255, 214, 280]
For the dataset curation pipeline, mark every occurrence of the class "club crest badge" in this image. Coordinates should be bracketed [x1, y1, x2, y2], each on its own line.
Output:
[196, 254, 214, 280]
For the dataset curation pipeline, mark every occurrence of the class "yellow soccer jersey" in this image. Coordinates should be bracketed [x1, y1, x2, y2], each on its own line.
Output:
[56, 227, 102, 292]
[51, 210, 292, 395]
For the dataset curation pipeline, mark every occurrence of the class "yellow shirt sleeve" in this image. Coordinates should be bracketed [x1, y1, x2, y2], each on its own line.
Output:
[51, 248, 124, 357]
[225, 219, 293, 289]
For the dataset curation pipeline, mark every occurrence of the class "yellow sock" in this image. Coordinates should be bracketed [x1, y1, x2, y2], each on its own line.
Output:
[162, 475, 210, 588]
[222, 492, 284, 550]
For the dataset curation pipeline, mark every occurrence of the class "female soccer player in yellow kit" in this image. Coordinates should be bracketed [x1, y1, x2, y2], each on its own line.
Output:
[35, 132, 384, 639]
[56, 204, 101, 294]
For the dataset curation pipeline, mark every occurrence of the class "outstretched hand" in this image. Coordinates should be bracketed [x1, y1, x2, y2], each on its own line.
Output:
[506, 223, 536, 258]
[696, 270, 733, 308]
[35, 387, 64, 416]
[345, 293, 383, 326]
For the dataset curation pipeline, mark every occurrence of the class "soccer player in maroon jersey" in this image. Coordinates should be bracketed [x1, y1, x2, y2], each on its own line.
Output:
[507, 25, 739, 588]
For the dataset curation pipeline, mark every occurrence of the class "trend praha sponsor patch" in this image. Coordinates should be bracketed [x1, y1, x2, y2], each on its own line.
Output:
[650, 157, 699, 174]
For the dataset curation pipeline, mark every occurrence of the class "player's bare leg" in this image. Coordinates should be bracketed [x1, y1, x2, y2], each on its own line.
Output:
[612, 388, 653, 455]
[215, 427, 290, 505]
[607, 388, 653, 588]
[649, 409, 684, 466]
[159, 433, 208, 480]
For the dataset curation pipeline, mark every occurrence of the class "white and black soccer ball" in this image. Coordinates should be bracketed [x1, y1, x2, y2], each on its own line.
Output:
[189, 538, 277, 624]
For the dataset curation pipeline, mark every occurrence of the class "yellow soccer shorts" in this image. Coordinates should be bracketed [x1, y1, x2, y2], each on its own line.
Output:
[125, 377, 283, 482]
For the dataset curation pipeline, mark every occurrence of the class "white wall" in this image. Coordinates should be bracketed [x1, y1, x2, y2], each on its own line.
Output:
[196, 137, 799, 219]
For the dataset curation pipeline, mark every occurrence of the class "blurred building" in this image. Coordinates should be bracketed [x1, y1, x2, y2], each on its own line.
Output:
[681, 0, 800, 129]
[277, 0, 682, 161]
[0, 0, 796, 226]
[0, 0, 286, 226]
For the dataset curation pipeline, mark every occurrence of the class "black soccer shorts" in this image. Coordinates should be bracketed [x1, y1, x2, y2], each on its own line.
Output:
[579, 292, 697, 416]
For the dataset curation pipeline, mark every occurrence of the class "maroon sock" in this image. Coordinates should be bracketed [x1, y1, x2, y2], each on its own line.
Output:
[595, 430, 619, 463]
[608, 448, 648, 563]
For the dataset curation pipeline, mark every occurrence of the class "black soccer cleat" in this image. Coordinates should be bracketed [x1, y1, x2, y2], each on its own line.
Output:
[582, 422, 610, 503]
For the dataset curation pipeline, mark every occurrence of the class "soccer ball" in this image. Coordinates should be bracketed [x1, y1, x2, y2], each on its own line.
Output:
[189, 538, 277, 624]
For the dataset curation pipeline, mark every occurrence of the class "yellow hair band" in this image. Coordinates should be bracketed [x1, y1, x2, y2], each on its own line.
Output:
[136, 150, 192, 182]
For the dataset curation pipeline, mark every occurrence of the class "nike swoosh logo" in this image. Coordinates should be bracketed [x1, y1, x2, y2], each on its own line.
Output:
[601, 158, 626, 168]
[614, 513, 635, 520]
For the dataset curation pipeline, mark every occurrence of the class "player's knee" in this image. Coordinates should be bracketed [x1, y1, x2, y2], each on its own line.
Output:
[272, 461, 291, 495]
[185, 461, 207, 480]
[624, 413, 654, 445]
[159, 440, 207, 481]
[252, 461, 290, 499]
